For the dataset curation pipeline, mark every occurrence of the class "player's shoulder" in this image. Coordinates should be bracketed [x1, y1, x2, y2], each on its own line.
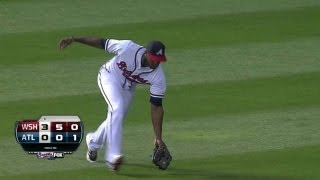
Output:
[151, 65, 166, 82]
[126, 40, 143, 49]
[126, 42, 146, 58]
[111, 39, 140, 47]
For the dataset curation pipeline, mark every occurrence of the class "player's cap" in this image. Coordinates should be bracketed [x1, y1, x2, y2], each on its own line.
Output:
[146, 40, 167, 62]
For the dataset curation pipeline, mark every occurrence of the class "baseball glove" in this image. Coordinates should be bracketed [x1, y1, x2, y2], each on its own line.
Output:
[152, 144, 172, 170]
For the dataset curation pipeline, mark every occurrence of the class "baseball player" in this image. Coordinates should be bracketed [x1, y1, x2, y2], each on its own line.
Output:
[59, 37, 171, 171]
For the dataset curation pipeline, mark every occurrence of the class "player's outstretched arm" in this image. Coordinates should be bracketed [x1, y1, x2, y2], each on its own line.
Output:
[151, 103, 172, 170]
[151, 104, 166, 147]
[59, 36, 104, 50]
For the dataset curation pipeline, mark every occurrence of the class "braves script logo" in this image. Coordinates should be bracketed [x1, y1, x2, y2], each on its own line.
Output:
[117, 61, 148, 83]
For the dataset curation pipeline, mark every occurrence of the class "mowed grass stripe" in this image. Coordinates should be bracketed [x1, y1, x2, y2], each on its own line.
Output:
[1, 107, 320, 177]
[173, 145, 320, 179]
[1, 37, 320, 102]
[1, 71, 319, 137]
[2, 0, 320, 35]
[1, 6, 320, 65]
[165, 37, 320, 85]
[127, 106, 320, 160]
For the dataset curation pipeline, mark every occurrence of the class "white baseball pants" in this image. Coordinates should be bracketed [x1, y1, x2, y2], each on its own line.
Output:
[86, 67, 135, 163]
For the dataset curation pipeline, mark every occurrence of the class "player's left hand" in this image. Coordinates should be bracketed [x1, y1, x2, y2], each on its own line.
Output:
[59, 37, 74, 50]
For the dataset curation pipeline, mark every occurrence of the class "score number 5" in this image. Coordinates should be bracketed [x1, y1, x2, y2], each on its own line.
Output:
[56, 124, 63, 130]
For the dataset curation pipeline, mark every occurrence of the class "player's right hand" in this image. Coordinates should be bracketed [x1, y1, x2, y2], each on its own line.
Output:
[59, 37, 74, 50]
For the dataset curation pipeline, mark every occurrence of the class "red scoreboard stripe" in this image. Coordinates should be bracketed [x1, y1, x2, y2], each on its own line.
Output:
[16, 121, 39, 132]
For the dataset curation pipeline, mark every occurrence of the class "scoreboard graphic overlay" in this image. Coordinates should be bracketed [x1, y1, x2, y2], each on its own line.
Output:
[15, 116, 84, 159]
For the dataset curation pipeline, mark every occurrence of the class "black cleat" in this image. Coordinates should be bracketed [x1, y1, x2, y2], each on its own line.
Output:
[86, 149, 97, 162]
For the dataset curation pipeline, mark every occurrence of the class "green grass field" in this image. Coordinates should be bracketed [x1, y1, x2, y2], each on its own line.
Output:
[1, 0, 320, 179]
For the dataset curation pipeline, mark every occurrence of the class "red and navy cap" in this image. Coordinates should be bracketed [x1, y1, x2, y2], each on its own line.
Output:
[146, 40, 167, 62]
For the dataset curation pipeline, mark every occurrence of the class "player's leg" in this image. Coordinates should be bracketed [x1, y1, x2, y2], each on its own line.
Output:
[105, 87, 135, 171]
[103, 87, 133, 164]
[122, 87, 135, 118]
[86, 69, 124, 161]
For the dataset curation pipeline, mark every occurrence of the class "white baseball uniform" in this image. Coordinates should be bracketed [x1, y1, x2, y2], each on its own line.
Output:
[86, 39, 166, 163]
